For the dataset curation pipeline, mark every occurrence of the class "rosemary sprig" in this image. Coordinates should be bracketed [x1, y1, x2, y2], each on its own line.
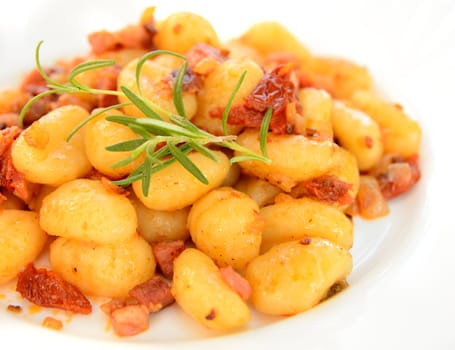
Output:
[21, 42, 273, 195]
[19, 41, 122, 126]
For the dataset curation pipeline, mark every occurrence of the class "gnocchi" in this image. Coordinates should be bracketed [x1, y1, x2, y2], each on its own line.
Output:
[40, 179, 137, 244]
[172, 248, 250, 330]
[133, 151, 230, 211]
[11, 105, 92, 186]
[245, 238, 352, 315]
[49, 234, 155, 298]
[0, 210, 48, 285]
[260, 197, 353, 252]
[0, 4, 423, 339]
[188, 187, 263, 270]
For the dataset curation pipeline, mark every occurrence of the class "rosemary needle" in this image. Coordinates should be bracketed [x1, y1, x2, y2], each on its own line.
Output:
[20, 42, 273, 193]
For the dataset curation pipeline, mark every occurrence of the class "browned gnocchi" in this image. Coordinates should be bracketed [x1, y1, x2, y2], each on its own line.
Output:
[0, 4, 422, 339]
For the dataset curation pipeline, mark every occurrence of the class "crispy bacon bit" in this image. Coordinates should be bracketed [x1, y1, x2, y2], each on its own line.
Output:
[185, 43, 229, 75]
[129, 276, 174, 312]
[88, 23, 155, 55]
[300, 237, 312, 245]
[166, 68, 201, 93]
[376, 154, 420, 199]
[24, 95, 58, 125]
[109, 304, 150, 337]
[205, 308, 216, 320]
[94, 65, 122, 107]
[0, 113, 20, 129]
[219, 266, 252, 301]
[20, 69, 50, 95]
[152, 240, 185, 279]
[210, 64, 301, 134]
[303, 175, 353, 206]
[100, 297, 138, 315]
[7, 304, 22, 313]
[16, 264, 92, 314]
[42, 316, 63, 330]
[0, 126, 21, 155]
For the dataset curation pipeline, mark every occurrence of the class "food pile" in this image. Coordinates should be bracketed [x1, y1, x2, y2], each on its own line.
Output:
[0, 6, 421, 337]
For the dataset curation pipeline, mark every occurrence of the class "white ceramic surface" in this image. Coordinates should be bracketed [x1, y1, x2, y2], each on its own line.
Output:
[0, 0, 453, 349]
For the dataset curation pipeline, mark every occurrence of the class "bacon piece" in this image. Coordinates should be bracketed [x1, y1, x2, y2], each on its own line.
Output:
[88, 24, 155, 55]
[377, 155, 421, 199]
[101, 298, 150, 337]
[16, 264, 92, 314]
[0, 126, 21, 156]
[94, 65, 121, 107]
[24, 95, 57, 125]
[219, 266, 252, 301]
[20, 69, 49, 95]
[302, 175, 353, 206]
[129, 276, 174, 312]
[209, 64, 301, 134]
[186, 43, 229, 75]
[100, 297, 137, 314]
[109, 304, 150, 337]
[152, 240, 185, 279]
[0, 113, 21, 129]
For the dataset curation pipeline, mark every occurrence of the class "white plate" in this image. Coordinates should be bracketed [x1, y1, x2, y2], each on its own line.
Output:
[1, 0, 454, 349]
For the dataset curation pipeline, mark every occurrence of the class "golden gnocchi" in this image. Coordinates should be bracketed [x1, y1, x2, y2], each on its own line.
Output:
[49, 234, 155, 298]
[172, 248, 250, 330]
[245, 238, 352, 315]
[40, 179, 137, 244]
[11, 105, 92, 186]
[188, 187, 263, 270]
[0, 210, 47, 285]
[0, 4, 422, 339]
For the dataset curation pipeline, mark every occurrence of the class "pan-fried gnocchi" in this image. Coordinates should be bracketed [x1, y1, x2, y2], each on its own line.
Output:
[49, 235, 155, 298]
[245, 238, 352, 315]
[188, 187, 263, 270]
[40, 179, 137, 244]
[0, 5, 422, 339]
[0, 210, 48, 285]
[260, 197, 353, 252]
[172, 248, 250, 330]
[11, 105, 92, 186]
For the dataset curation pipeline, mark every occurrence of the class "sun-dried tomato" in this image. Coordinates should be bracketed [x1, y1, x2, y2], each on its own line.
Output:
[16, 264, 92, 314]
[302, 175, 353, 206]
[209, 64, 301, 134]
[377, 154, 421, 199]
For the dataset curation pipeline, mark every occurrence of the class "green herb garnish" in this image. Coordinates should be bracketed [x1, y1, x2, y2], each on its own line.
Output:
[20, 41, 273, 195]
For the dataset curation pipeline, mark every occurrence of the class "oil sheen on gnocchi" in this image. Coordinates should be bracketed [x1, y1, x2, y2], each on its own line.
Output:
[0, 4, 421, 337]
